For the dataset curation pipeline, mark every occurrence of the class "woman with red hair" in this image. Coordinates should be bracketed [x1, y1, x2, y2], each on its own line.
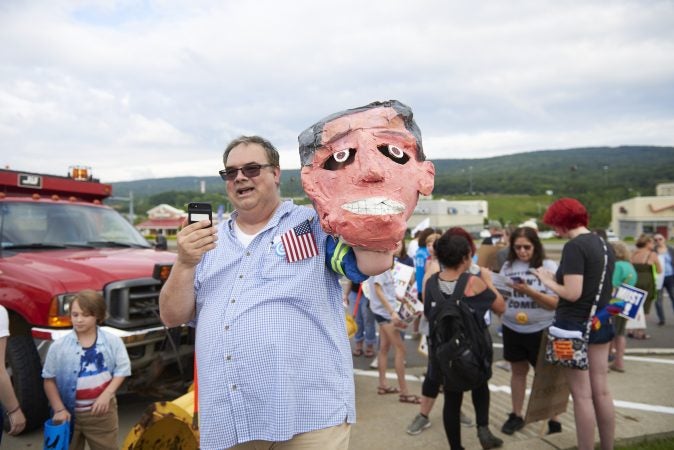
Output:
[533, 198, 616, 450]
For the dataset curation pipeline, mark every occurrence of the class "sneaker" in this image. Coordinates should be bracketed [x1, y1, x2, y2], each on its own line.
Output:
[500, 412, 525, 435]
[460, 412, 473, 427]
[406, 413, 431, 435]
[477, 426, 503, 449]
[547, 420, 562, 434]
[495, 360, 511, 372]
[369, 357, 378, 369]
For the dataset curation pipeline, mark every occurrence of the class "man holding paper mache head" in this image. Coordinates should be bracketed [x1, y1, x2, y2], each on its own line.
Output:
[159, 100, 433, 450]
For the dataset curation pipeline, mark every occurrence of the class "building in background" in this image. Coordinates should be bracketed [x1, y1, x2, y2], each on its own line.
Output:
[611, 183, 674, 239]
[407, 198, 488, 234]
[136, 204, 187, 237]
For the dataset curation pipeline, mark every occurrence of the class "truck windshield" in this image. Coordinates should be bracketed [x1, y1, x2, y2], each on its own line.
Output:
[0, 202, 151, 249]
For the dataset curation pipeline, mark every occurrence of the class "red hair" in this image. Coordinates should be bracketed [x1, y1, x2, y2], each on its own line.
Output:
[445, 227, 476, 255]
[543, 198, 589, 230]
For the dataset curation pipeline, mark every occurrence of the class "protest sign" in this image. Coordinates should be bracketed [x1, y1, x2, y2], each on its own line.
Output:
[490, 273, 514, 298]
[614, 283, 647, 320]
[391, 262, 415, 298]
[398, 283, 423, 324]
[525, 330, 570, 425]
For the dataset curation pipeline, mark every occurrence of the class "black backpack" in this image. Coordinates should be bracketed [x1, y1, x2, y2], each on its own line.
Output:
[428, 272, 493, 392]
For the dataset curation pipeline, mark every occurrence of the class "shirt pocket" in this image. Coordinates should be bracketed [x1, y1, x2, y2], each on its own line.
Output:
[260, 250, 318, 281]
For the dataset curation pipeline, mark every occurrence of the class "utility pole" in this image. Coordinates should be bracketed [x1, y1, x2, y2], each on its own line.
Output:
[469, 166, 474, 195]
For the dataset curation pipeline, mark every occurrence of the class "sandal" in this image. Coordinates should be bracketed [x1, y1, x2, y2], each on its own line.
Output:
[364, 347, 375, 357]
[399, 394, 421, 404]
[352, 348, 363, 357]
[377, 386, 400, 395]
[609, 364, 625, 373]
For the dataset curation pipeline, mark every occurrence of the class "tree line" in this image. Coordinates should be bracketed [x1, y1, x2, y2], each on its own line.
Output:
[110, 146, 674, 228]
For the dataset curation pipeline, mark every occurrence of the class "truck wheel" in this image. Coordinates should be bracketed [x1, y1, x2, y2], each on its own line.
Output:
[5, 335, 49, 432]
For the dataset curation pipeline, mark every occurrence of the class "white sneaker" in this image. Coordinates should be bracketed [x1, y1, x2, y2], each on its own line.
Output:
[407, 413, 431, 435]
[369, 357, 378, 369]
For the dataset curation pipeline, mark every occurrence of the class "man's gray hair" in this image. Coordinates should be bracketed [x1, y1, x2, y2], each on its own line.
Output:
[223, 135, 280, 167]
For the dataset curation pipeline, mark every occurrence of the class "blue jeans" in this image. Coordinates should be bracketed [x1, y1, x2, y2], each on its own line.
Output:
[349, 291, 377, 345]
[655, 275, 674, 324]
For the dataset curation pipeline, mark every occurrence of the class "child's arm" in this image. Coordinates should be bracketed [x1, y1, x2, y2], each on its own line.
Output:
[44, 378, 71, 424]
[91, 375, 127, 416]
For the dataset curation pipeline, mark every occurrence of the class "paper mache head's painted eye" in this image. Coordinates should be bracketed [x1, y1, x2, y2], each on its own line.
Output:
[387, 145, 404, 159]
[333, 149, 350, 163]
[378, 144, 409, 164]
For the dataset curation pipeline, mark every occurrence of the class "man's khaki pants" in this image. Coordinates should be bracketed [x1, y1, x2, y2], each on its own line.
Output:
[230, 422, 351, 450]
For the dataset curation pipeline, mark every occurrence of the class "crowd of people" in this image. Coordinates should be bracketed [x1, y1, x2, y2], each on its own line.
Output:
[349, 199, 673, 450]
[1, 99, 671, 450]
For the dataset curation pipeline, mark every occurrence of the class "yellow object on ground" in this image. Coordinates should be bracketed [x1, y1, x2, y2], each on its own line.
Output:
[122, 389, 199, 449]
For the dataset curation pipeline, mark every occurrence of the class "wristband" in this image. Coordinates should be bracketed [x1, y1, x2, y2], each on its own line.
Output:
[7, 405, 20, 415]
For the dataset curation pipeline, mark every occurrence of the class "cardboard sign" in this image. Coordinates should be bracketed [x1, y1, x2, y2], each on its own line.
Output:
[524, 330, 570, 425]
[418, 334, 428, 357]
[476, 243, 507, 271]
[614, 283, 647, 320]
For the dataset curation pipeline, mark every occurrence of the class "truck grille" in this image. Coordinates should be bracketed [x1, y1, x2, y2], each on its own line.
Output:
[104, 278, 163, 329]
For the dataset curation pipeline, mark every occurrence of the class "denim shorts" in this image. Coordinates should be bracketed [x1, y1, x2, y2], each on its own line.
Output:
[589, 316, 614, 344]
[372, 313, 391, 324]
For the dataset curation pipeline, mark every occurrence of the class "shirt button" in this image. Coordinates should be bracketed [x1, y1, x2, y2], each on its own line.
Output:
[231, 299, 236, 304]
[224, 325, 229, 330]
[246, 251, 251, 256]
[232, 385, 237, 390]
[239, 274, 243, 279]
[226, 355, 232, 361]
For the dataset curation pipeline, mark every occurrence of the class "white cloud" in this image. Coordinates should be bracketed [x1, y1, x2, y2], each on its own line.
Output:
[0, 0, 672, 181]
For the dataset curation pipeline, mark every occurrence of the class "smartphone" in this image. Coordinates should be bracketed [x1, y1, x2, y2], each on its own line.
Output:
[510, 276, 524, 284]
[188, 202, 212, 226]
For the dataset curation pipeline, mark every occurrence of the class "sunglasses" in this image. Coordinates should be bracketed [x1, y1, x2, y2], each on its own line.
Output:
[219, 164, 275, 181]
[514, 244, 533, 251]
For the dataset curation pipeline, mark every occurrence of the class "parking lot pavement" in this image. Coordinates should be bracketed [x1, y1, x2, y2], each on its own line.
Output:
[349, 332, 674, 450]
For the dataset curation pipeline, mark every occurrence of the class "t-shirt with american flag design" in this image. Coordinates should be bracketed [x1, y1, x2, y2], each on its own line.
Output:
[75, 343, 112, 412]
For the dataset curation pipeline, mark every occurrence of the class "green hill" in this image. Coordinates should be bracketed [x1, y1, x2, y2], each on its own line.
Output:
[110, 146, 674, 228]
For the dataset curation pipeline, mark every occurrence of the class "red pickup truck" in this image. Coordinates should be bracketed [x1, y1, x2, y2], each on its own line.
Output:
[0, 167, 190, 431]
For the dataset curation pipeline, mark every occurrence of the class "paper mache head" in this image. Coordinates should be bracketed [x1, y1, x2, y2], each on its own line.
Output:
[298, 100, 435, 251]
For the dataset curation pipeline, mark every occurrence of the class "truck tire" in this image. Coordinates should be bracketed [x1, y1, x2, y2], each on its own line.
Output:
[5, 335, 49, 432]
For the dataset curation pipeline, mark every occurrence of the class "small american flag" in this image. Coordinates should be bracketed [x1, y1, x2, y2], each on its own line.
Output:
[281, 220, 318, 262]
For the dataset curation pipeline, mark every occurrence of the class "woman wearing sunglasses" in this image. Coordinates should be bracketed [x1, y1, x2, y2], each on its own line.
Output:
[498, 226, 561, 436]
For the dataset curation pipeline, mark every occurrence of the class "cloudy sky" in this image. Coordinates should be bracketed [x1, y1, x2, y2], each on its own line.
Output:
[2, 0, 673, 182]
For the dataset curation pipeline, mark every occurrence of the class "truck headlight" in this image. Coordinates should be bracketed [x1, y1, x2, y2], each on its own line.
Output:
[48, 294, 78, 327]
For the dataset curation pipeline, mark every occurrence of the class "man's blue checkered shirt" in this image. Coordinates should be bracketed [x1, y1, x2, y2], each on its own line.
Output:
[193, 201, 355, 449]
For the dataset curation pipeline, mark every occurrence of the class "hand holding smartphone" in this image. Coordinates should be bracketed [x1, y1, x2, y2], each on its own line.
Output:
[510, 276, 524, 284]
[188, 202, 213, 226]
